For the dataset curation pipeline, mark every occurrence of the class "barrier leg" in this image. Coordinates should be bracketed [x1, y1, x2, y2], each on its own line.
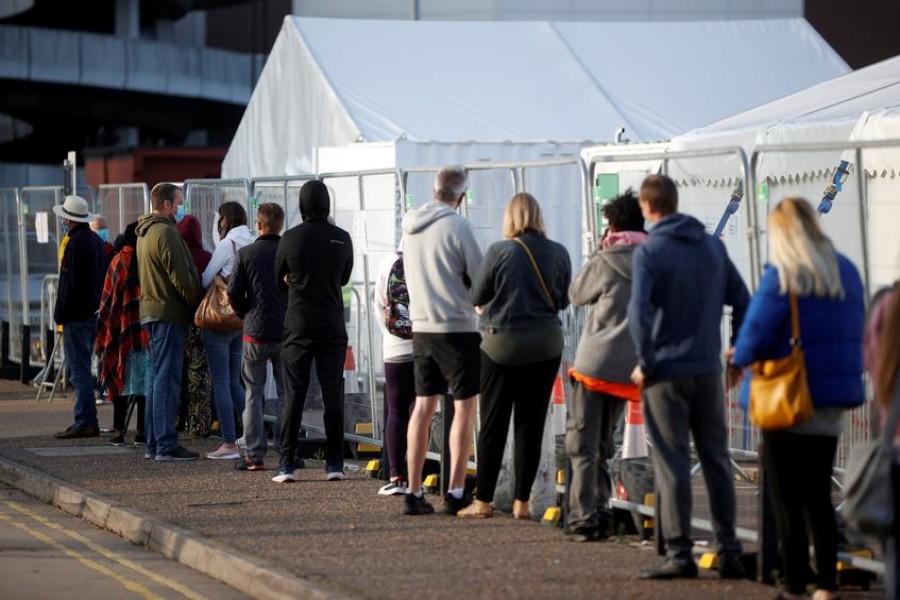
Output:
[1, 321, 9, 366]
[19, 324, 30, 384]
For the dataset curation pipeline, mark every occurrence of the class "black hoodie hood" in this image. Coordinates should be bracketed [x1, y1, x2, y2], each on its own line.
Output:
[299, 180, 330, 222]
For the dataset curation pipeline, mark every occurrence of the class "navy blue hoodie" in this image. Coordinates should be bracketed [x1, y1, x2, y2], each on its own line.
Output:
[627, 213, 750, 380]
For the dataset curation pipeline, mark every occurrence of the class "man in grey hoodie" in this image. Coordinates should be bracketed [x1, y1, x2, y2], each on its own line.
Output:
[401, 166, 483, 516]
[628, 174, 750, 580]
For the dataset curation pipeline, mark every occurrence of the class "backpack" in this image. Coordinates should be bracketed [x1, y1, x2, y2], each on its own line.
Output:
[384, 256, 413, 339]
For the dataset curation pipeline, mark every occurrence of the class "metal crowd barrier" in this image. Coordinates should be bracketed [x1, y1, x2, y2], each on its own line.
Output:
[183, 178, 251, 251]
[97, 183, 150, 239]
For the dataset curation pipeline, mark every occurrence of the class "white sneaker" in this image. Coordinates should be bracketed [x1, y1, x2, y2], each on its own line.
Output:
[326, 470, 346, 481]
[378, 480, 408, 496]
[272, 465, 299, 483]
[206, 444, 241, 460]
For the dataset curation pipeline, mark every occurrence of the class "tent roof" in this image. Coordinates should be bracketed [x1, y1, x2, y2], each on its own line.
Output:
[672, 53, 900, 184]
[224, 17, 848, 177]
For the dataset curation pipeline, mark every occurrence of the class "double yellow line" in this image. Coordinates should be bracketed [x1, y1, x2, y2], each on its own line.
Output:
[0, 500, 210, 600]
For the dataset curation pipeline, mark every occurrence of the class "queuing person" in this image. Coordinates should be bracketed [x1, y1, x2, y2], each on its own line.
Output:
[177, 215, 212, 276]
[401, 166, 483, 515]
[176, 214, 214, 437]
[136, 183, 203, 461]
[95, 222, 147, 446]
[731, 198, 865, 600]
[628, 174, 749, 579]
[53, 195, 105, 439]
[373, 239, 415, 495]
[227, 203, 287, 471]
[91, 215, 114, 258]
[273, 180, 354, 483]
[201, 202, 255, 460]
[866, 282, 900, 599]
[563, 191, 646, 540]
[457, 193, 571, 519]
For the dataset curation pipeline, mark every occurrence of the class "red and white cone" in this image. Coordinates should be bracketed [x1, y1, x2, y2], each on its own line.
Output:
[551, 374, 566, 436]
[621, 399, 648, 459]
[343, 346, 359, 394]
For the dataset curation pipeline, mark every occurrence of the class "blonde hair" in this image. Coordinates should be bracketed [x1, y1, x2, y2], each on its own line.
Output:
[503, 193, 546, 239]
[768, 197, 844, 298]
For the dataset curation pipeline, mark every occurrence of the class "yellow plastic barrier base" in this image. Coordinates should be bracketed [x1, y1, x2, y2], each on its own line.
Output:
[354, 423, 381, 455]
[542, 507, 561, 526]
[366, 459, 380, 477]
[642, 492, 656, 531]
[837, 548, 874, 571]
[556, 470, 566, 486]
[698, 553, 718, 570]
[423, 474, 439, 494]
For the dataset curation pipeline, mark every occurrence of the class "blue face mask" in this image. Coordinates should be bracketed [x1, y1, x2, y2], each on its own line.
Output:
[175, 204, 185, 223]
[60, 221, 69, 235]
[97, 228, 109, 243]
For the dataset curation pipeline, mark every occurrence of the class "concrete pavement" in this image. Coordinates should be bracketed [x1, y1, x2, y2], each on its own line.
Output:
[0, 380, 883, 599]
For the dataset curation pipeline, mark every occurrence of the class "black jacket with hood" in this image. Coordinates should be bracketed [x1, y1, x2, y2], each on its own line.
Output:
[54, 223, 105, 325]
[275, 181, 354, 340]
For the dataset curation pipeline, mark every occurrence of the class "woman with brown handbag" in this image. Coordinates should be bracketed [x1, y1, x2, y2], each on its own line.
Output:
[200, 202, 255, 460]
[457, 193, 571, 520]
[730, 197, 865, 600]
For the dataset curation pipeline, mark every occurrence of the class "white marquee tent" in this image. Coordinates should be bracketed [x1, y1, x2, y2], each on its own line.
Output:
[658, 54, 900, 292]
[223, 16, 848, 269]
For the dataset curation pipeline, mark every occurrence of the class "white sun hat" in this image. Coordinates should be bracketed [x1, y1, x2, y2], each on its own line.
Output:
[52, 195, 94, 223]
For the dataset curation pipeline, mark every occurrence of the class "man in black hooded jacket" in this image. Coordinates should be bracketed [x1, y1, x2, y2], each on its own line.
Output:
[272, 180, 354, 483]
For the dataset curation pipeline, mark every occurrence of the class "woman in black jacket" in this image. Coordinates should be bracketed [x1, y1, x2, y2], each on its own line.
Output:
[458, 192, 571, 519]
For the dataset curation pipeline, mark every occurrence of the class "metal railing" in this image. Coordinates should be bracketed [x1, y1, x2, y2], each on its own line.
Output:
[96, 183, 150, 239]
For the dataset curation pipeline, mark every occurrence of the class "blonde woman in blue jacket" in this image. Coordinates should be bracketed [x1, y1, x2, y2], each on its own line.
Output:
[731, 197, 865, 600]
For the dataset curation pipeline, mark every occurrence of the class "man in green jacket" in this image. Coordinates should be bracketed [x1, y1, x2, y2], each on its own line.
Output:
[136, 183, 203, 461]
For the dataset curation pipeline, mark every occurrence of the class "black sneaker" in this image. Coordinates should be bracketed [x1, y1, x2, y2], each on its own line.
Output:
[155, 446, 200, 462]
[639, 558, 699, 580]
[404, 493, 435, 515]
[564, 525, 606, 543]
[108, 434, 126, 446]
[442, 492, 473, 515]
[235, 458, 267, 471]
[133, 434, 147, 446]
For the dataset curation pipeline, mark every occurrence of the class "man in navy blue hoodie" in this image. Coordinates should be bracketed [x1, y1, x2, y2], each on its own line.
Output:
[628, 175, 750, 580]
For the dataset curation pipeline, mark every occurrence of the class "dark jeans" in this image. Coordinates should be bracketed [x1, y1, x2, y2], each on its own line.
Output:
[475, 352, 560, 503]
[643, 374, 741, 562]
[279, 336, 346, 468]
[565, 384, 626, 530]
[762, 430, 839, 594]
[887, 464, 900, 600]
[64, 319, 98, 430]
[145, 322, 188, 456]
[384, 360, 416, 479]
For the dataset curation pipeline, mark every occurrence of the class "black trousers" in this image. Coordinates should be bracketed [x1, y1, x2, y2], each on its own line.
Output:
[762, 430, 839, 594]
[279, 336, 347, 468]
[113, 395, 145, 435]
[475, 352, 560, 503]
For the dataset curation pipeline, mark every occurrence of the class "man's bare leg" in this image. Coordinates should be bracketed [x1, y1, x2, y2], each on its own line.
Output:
[405, 395, 439, 495]
[448, 396, 477, 491]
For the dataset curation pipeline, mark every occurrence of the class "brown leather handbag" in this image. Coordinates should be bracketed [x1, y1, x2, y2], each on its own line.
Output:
[194, 273, 243, 333]
[749, 292, 813, 430]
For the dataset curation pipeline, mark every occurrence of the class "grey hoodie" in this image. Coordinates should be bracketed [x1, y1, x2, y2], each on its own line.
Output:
[570, 244, 639, 383]
[402, 202, 483, 333]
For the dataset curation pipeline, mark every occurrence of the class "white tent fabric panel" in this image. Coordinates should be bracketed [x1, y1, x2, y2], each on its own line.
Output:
[223, 16, 848, 179]
[553, 19, 848, 142]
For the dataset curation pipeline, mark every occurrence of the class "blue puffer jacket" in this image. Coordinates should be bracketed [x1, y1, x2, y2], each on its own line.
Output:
[732, 253, 865, 408]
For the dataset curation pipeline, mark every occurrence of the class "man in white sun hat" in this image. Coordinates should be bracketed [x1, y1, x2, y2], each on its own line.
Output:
[53, 195, 106, 439]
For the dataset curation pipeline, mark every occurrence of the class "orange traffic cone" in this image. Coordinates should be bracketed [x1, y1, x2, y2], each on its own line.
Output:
[344, 346, 359, 394]
[551, 373, 566, 436]
[621, 399, 648, 459]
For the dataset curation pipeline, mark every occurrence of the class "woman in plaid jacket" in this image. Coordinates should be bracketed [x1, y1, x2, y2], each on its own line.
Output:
[95, 221, 149, 446]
